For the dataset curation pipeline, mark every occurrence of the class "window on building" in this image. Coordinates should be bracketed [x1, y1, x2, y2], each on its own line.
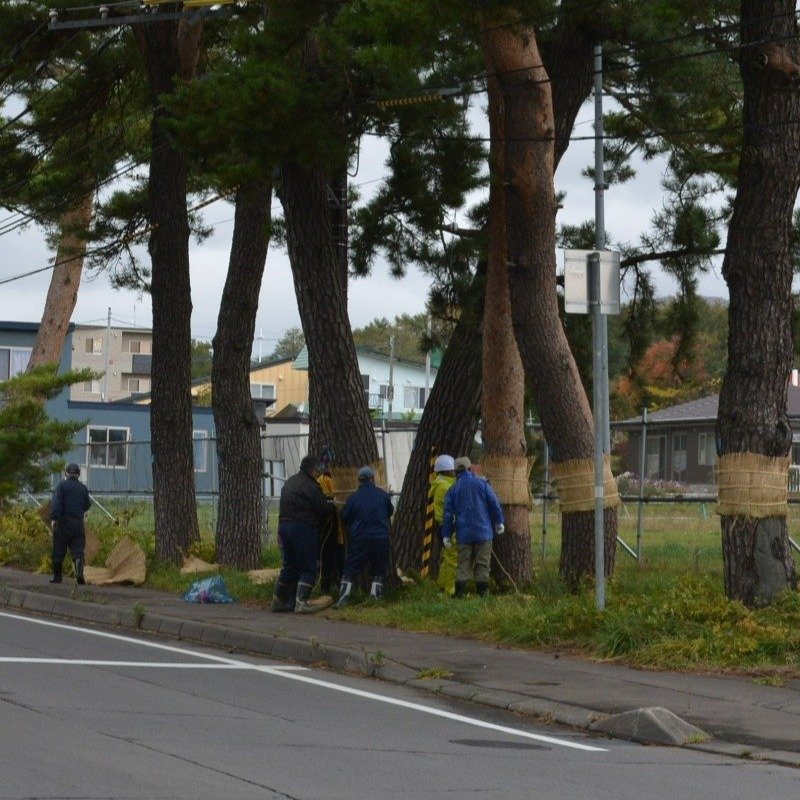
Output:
[123, 339, 142, 354]
[645, 436, 665, 478]
[122, 375, 150, 394]
[84, 338, 103, 355]
[378, 384, 393, 402]
[0, 347, 32, 380]
[249, 383, 276, 400]
[697, 432, 717, 467]
[87, 427, 128, 468]
[672, 432, 688, 478]
[403, 386, 427, 410]
[193, 430, 208, 472]
[83, 379, 102, 394]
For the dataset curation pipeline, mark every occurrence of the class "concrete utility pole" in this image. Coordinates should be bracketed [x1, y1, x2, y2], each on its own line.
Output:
[102, 306, 111, 402]
[387, 333, 396, 420]
[592, 43, 607, 611]
[424, 313, 431, 402]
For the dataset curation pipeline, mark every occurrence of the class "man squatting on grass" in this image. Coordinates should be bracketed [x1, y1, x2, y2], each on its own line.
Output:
[336, 465, 394, 608]
[440, 456, 504, 597]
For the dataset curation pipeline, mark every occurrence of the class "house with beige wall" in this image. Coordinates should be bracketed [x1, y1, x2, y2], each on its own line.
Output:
[70, 324, 153, 402]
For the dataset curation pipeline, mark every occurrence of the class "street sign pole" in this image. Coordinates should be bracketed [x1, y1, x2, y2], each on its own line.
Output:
[593, 44, 607, 610]
[589, 252, 606, 611]
[594, 43, 611, 457]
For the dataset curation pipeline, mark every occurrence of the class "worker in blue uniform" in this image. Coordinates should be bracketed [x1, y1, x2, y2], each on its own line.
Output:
[49, 463, 92, 584]
[336, 466, 393, 607]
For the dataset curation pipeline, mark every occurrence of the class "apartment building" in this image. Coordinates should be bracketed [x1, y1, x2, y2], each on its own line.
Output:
[70, 324, 153, 402]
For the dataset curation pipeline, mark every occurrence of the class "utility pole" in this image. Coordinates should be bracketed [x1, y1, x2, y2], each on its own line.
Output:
[592, 43, 607, 611]
[387, 333, 396, 420]
[424, 313, 431, 403]
[102, 306, 111, 402]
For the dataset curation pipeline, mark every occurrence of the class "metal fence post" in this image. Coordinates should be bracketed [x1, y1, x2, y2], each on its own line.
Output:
[541, 439, 550, 561]
[636, 406, 648, 563]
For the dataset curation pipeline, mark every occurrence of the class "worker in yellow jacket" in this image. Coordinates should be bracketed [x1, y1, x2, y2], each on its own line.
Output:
[431, 454, 457, 593]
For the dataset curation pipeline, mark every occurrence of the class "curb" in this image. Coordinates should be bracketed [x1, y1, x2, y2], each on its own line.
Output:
[1, 582, 797, 768]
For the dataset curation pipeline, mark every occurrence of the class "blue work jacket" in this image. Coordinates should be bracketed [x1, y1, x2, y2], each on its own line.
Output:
[441, 471, 503, 545]
[341, 482, 393, 542]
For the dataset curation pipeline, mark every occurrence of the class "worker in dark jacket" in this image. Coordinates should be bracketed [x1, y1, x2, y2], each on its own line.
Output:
[50, 462, 91, 584]
[336, 466, 393, 607]
[272, 456, 335, 614]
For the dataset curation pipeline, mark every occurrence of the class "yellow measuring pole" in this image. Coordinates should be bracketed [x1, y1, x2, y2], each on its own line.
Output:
[420, 447, 437, 578]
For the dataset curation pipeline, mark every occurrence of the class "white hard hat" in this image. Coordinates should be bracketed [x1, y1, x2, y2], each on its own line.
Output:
[434, 454, 455, 473]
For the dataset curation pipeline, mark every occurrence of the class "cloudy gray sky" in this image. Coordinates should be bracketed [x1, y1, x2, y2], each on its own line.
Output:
[0, 96, 729, 351]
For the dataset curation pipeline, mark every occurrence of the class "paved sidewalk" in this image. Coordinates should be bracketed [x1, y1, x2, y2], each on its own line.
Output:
[1, 566, 798, 766]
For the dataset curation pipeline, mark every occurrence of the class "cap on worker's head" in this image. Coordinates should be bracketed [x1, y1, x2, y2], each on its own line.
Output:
[357, 465, 375, 482]
[300, 455, 321, 475]
[454, 456, 472, 472]
[433, 454, 455, 473]
[65, 462, 81, 477]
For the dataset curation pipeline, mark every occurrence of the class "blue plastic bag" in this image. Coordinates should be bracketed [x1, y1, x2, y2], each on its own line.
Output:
[183, 575, 235, 604]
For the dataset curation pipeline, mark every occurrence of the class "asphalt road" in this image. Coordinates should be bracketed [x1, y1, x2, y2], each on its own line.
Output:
[1, 610, 798, 800]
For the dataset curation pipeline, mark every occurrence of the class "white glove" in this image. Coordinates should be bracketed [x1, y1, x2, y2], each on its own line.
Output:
[494, 523, 505, 536]
[442, 537, 452, 549]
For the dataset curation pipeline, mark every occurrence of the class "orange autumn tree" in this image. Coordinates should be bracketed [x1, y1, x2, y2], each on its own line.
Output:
[613, 336, 719, 418]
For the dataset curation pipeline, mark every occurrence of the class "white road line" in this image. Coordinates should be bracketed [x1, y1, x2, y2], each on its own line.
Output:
[249, 665, 608, 753]
[0, 659, 245, 667]
[0, 609, 607, 753]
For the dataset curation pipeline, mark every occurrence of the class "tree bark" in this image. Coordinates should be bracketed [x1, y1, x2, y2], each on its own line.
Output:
[393, 266, 485, 572]
[28, 193, 94, 369]
[716, 0, 800, 605]
[480, 35, 530, 586]
[212, 182, 272, 570]
[138, 17, 202, 563]
[485, 20, 617, 585]
[279, 158, 378, 467]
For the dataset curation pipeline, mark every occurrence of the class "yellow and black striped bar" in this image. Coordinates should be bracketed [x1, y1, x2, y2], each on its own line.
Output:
[420, 447, 438, 578]
[377, 93, 446, 109]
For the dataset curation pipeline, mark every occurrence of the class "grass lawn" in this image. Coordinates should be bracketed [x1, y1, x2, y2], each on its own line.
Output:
[4, 498, 800, 677]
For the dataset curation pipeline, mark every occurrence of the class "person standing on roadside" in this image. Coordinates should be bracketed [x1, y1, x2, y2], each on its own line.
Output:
[336, 466, 393, 607]
[431, 454, 457, 593]
[271, 456, 335, 614]
[49, 463, 91, 585]
[441, 456, 504, 597]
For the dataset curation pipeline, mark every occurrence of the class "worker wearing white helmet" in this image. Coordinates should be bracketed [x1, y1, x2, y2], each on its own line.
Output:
[432, 454, 457, 594]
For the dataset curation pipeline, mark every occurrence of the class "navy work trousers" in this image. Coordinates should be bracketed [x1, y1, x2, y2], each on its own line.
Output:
[52, 519, 85, 566]
[277, 521, 320, 588]
[343, 537, 389, 583]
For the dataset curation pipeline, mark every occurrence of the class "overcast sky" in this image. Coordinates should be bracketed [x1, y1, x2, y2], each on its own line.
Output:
[0, 96, 729, 353]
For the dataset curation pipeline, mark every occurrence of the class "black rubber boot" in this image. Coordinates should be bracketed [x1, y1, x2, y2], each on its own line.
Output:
[75, 556, 85, 585]
[295, 582, 323, 614]
[335, 580, 353, 608]
[453, 580, 467, 598]
[270, 581, 296, 613]
[50, 561, 63, 584]
[369, 580, 384, 601]
[476, 581, 489, 597]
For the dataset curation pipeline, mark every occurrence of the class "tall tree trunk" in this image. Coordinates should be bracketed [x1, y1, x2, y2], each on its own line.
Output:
[28, 193, 94, 369]
[716, 1, 800, 605]
[137, 17, 202, 563]
[393, 266, 485, 572]
[212, 181, 272, 570]
[485, 20, 617, 585]
[481, 43, 530, 586]
[279, 158, 378, 467]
